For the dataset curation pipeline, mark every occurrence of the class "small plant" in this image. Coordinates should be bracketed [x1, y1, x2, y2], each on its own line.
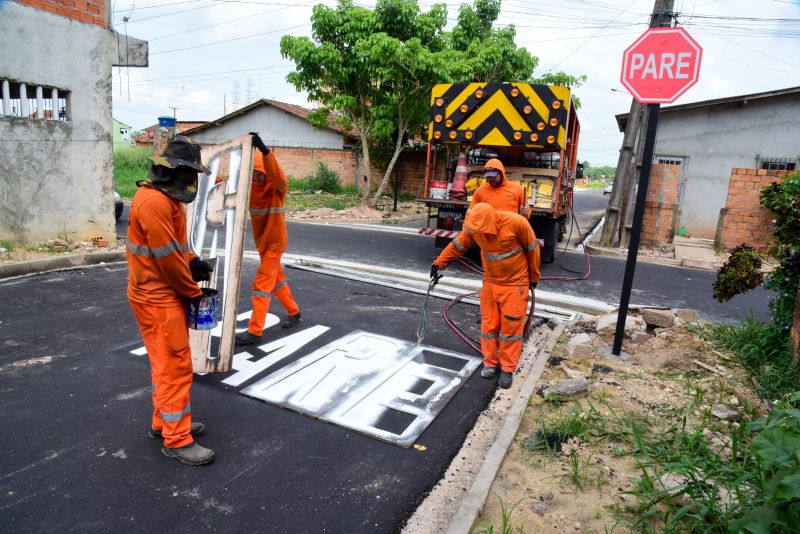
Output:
[477, 496, 525, 534]
[0, 239, 13, 252]
[305, 162, 342, 194]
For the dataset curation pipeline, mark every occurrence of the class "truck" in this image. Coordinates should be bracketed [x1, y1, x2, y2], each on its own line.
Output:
[418, 82, 582, 263]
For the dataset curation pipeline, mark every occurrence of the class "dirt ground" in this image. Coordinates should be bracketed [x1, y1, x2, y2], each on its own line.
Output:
[473, 313, 764, 533]
[288, 200, 426, 222]
[1, 238, 127, 264]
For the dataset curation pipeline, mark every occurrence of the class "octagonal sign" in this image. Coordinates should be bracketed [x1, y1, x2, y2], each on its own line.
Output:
[621, 27, 702, 104]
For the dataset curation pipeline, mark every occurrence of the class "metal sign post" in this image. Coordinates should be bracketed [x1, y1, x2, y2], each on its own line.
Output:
[612, 104, 660, 355]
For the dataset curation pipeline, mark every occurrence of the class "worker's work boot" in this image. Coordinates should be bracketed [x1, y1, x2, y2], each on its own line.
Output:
[498, 371, 513, 389]
[281, 313, 302, 329]
[480, 365, 498, 379]
[161, 442, 215, 466]
[148, 421, 205, 439]
[235, 331, 262, 345]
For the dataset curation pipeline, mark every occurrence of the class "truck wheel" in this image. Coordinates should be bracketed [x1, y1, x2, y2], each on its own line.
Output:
[557, 217, 567, 242]
[531, 218, 558, 264]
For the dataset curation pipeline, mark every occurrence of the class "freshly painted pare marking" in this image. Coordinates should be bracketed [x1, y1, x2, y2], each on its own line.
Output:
[241, 330, 481, 447]
[222, 325, 330, 387]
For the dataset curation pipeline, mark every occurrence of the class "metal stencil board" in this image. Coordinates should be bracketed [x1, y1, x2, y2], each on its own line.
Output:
[240, 330, 482, 447]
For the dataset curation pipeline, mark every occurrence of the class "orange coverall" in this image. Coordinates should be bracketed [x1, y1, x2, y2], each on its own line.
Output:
[469, 158, 526, 213]
[127, 186, 203, 449]
[434, 203, 541, 372]
[245, 150, 299, 336]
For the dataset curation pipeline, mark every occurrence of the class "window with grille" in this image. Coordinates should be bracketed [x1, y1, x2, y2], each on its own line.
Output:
[1, 79, 70, 121]
[757, 156, 797, 171]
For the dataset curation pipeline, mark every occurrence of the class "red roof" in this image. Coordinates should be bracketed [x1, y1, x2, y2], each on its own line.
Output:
[133, 121, 208, 144]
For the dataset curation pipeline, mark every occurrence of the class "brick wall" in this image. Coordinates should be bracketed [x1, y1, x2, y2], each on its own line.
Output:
[716, 168, 790, 252]
[640, 163, 681, 244]
[618, 163, 681, 245]
[15, 0, 105, 26]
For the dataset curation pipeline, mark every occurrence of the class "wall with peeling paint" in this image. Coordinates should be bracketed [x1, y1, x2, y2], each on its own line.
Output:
[0, 2, 145, 244]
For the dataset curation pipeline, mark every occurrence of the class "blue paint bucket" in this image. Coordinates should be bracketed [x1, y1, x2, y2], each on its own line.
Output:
[189, 289, 219, 330]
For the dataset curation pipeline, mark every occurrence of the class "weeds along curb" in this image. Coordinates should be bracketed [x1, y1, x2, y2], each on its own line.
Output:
[445, 321, 565, 534]
[0, 252, 126, 279]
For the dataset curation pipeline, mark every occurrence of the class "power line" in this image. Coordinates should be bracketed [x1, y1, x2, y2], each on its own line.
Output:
[150, 23, 310, 55]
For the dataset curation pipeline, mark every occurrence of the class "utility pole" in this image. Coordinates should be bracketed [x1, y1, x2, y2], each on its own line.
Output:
[600, 0, 675, 247]
[169, 106, 179, 119]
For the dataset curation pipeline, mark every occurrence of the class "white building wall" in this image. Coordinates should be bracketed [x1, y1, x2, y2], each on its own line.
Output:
[188, 106, 345, 150]
[0, 2, 127, 243]
[653, 93, 800, 238]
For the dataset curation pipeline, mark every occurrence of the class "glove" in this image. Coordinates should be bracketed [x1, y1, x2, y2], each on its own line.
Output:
[189, 257, 213, 282]
[430, 264, 441, 280]
[530, 282, 538, 291]
[248, 132, 270, 155]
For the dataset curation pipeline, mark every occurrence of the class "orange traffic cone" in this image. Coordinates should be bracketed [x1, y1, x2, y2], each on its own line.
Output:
[449, 151, 468, 201]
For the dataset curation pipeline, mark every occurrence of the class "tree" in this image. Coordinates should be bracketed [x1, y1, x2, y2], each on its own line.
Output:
[282, 0, 585, 207]
[281, 0, 385, 202]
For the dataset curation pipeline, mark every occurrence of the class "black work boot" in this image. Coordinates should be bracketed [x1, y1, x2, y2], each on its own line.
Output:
[235, 331, 262, 345]
[498, 371, 513, 389]
[281, 312, 302, 329]
[480, 365, 498, 379]
[148, 422, 205, 439]
[161, 442, 215, 466]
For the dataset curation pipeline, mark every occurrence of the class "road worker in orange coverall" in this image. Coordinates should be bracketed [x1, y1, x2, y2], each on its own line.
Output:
[469, 158, 530, 218]
[127, 135, 215, 466]
[235, 133, 301, 346]
[431, 202, 541, 389]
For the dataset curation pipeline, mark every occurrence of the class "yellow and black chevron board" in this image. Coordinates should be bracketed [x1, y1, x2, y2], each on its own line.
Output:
[428, 82, 572, 149]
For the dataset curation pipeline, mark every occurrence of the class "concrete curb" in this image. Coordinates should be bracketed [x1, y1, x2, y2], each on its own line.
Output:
[0, 251, 126, 279]
[446, 322, 566, 534]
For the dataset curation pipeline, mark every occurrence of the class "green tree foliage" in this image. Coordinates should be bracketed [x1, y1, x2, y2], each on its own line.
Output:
[281, 0, 585, 207]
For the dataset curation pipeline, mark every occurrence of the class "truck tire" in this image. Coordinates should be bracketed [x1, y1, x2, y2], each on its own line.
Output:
[557, 216, 567, 242]
[531, 217, 557, 264]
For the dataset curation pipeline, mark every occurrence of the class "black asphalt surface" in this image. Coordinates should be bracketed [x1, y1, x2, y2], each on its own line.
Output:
[0, 259, 494, 533]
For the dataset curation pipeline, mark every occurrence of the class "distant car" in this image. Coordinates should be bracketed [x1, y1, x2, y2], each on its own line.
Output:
[114, 191, 124, 221]
[603, 182, 614, 195]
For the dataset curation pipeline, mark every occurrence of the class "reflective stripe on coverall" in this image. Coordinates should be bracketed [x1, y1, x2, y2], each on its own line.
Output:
[469, 158, 526, 214]
[434, 203, 541, 372]
[127, 185, 202, 448]
[247, 150, 299, 336]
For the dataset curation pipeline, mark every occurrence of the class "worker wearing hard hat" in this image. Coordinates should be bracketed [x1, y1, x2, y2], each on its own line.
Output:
[470, 158, 530, 217]
[235, 133, 301, 345]
[127, 135, 215, 466]
[430, 202, 541, 389]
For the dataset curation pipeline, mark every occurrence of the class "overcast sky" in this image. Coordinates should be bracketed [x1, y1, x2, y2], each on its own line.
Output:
[111, 0, 800, 166]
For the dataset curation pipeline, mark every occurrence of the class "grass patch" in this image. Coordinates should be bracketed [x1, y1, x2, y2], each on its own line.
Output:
[584, 181, 607, 189]
[285, 191, 362, 212]
[114, 146, 152, 199]
[703, 318, 798, 400]
[0, 239, 13, 251]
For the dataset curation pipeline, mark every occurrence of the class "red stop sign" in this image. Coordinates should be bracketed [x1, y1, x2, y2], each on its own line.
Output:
[621, 27, 702, 104]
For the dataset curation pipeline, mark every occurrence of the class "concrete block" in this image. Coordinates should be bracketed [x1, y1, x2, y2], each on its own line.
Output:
[567, 344, 593, 361]
[596, 313, 644, 334]
[641, 308, 675, 328]
[567, 333, 592, 346]
[544, 377, 588, 400]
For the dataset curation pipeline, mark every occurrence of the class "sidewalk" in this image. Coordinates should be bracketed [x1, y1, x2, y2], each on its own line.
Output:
[585, 232, 728, 272]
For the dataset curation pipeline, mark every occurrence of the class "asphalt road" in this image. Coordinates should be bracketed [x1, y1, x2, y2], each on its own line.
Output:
[0, 260, 495, 533]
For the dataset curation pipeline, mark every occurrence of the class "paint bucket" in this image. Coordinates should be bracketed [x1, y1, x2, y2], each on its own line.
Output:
[429, 181, 448, 199]
[188, 288, 220, 330]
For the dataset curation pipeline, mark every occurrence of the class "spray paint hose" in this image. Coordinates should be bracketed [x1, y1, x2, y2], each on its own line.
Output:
[441, 283, 536, 356]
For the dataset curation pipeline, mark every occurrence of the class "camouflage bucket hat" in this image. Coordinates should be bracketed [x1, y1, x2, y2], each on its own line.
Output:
[149, 135, 209, 174]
